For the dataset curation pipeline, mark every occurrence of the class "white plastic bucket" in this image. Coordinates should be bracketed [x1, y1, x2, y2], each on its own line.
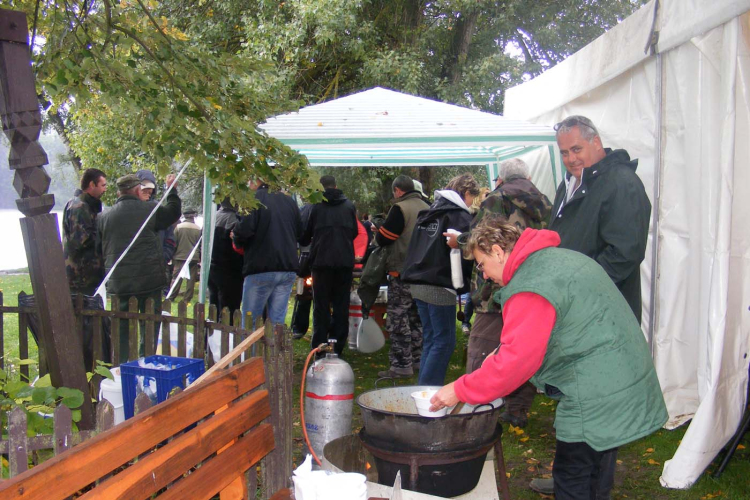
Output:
[99, 366, 125, 424]
[411, 389, 448, 417]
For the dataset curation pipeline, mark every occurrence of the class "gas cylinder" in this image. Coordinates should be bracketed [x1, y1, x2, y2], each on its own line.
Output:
[348, 291, 363, 351]
[304, 351, 355, 459]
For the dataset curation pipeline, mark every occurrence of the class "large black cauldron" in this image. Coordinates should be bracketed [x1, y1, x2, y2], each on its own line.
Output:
[356, 385, 503, 497]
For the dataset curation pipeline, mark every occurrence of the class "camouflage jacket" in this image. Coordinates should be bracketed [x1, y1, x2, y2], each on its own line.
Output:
[462, 175, 552, 314]
[62, 190, 104, 295]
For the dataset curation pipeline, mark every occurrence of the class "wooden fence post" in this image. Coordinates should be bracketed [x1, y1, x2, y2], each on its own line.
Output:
[53, 405, 72, 455]
[194, 302, 205, 362]
[144, 298, 155, 357]
[111, 296, 120, 366]
[0, 290, 4, 371]
[161, 299, 172, 357]
[261, 321, 293, 498]
[8, 407, 28, 477]
[18, 304, 28, 382]
[127, 297, 138, 362]
[206, 304, 217, 368]
[178, 301, 188, 358]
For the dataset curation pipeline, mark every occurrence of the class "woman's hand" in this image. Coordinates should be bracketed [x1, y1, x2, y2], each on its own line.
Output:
[429, 382, 460, 412]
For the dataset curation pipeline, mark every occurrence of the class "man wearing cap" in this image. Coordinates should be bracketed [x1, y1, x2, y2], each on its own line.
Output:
[136, 170, 177, 288]
[97, 173, 181, 363]
[375, 175, 429, 378]
[168, 209, 202, 303]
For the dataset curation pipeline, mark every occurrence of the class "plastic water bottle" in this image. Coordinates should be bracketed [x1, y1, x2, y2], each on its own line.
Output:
[446, 229, 464, 289]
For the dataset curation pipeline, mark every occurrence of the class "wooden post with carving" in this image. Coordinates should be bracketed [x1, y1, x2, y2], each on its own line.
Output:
[0, 9, 93, 428]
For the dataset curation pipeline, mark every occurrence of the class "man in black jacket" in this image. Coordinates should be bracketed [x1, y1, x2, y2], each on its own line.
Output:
[233, 180, 301, 329]
[97, 173, 181, 363]
[549, 115, 651, 323]
[208, 198, 244, 319]
[299, 175, 359, 355]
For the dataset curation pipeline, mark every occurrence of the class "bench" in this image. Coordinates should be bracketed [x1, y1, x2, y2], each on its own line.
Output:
[0, 357, 292, 500]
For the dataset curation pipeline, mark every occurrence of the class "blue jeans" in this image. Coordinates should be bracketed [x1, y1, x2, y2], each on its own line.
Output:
[415, 299, 457, 386]
[241, 272, 297, 329]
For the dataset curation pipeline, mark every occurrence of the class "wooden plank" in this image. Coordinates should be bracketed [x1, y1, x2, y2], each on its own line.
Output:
[144, 298, 155, 357]
[268, 489, 293, 500]
[220, 307, 230, 360]
[193, 302, 205, 362]
[82, 390, 270, 500]
[189, 327, 265, 387]
[177, 301, 187, 358]
[8, 407, 28, 477]
[207, 304, 217, 369]
[0, 291, 4, 371]
[53, 405, 72, 455]
[18, 309, 28, 381]
[161, 299, 172, 357]
[154, 423, 275, 500]
[127, 297, 138, 362]
[111, 296, 120, 366]
[0, 358, 266, 500]
[18, 213, 94, 428]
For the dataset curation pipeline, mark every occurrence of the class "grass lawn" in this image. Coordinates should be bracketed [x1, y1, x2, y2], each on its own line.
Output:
[1, 273, 748, 498]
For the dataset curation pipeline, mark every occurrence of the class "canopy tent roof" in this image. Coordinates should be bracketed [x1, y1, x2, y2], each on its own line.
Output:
[258, 87, 558, 167]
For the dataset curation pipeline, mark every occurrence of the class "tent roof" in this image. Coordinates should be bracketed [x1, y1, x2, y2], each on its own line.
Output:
[259, 87, 557, 166]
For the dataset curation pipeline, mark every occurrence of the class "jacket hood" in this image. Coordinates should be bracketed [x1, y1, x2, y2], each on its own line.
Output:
[322, 188, 348, 205]
[502, 229, 560, 284]
[434, 189, 471, 212]
[499, 177, 550, 223]
[416, 192, 469, 224]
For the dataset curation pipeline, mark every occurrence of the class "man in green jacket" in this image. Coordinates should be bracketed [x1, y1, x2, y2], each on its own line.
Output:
[550, 115, 651, 323]
[97, 173, 181, 363]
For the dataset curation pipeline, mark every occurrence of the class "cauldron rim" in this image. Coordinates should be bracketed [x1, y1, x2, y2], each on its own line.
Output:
[356, 385, 502, 419]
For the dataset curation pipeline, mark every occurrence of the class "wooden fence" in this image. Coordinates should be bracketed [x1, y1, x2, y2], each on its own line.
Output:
[0, 291, 258, 379]
[0, 322, 294, 497]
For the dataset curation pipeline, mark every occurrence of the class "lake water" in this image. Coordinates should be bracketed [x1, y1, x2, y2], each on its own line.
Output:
[0, 209, 64, 271]
[0, 208, 204, 271]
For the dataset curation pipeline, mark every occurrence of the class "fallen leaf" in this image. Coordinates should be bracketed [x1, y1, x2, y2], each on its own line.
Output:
[526, 458, 538, 464]
[647, 458, 660, 466]
[737, 444, 746, 450]
[616, 460, 623, 465]
[505, 472, 511, 478]
[646, 447, 654, 453]
[527, 466, 535, 472]
[520, 436, 530, 442]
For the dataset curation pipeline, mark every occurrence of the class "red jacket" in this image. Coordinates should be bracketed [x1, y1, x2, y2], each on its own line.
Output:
[454, 229, 560, 404]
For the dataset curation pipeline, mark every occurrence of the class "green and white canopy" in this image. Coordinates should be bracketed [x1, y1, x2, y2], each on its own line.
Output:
[259, 87, 561, 186]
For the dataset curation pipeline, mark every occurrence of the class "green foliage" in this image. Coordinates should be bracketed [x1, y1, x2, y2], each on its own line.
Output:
[0, 365, 85, 437]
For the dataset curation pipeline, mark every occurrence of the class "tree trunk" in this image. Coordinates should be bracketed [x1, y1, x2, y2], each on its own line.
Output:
[442, 10, 480, 84]
[45, 107, 83, 171]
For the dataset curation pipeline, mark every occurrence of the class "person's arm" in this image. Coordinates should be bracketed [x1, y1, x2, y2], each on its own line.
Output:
[298, 206, 315, 247]
[66, 205, 97, 255]
[375, 205, 405, 247]
[154, 189, 181, 230]
[233, 208, 259, 246]
[452, 292, 556, 405]
[595, 173, 651, 284]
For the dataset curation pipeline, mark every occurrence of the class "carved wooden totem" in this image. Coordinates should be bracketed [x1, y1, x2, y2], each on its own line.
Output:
[0, 9, 93, 428]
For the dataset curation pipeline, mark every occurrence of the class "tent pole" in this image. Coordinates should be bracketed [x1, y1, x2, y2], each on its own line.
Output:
[647, 52, 664, 355]
[199, 171, 215, 304]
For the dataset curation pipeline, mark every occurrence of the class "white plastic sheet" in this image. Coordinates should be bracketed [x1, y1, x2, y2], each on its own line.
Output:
[505, 0, 750, 489]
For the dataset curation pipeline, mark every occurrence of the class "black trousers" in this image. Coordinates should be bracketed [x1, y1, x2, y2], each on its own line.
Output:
[553, 440, 618, 500]
[208, 268, 243, 322]
[311, 267, 353, 355]
[292, 295, 312, 334]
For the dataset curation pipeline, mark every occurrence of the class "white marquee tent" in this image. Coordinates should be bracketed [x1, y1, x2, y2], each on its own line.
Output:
[258, 87, 562, 185]
[505, 0, 750, 488]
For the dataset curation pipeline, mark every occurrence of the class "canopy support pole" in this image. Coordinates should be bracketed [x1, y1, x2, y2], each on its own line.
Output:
[647, 52, 664, 354]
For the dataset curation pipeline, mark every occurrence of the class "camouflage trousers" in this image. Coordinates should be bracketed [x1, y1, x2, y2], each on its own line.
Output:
[386, 275, 423, 370]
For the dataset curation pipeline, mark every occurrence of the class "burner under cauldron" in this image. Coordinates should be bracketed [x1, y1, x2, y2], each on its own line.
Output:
[359, 426, 502, 498]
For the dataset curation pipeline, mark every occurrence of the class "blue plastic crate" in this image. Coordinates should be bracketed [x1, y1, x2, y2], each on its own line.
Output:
[120, 355, 205, 419]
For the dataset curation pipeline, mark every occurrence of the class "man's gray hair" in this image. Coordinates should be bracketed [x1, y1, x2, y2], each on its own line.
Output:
[498, 158, 530, 180]
[554, 115, 600, 142]
[392, 175, 415, 193]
